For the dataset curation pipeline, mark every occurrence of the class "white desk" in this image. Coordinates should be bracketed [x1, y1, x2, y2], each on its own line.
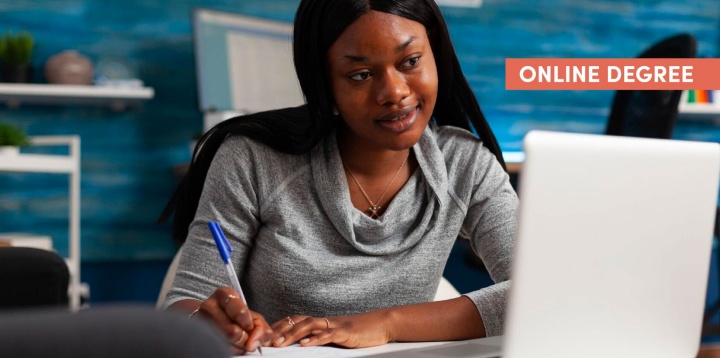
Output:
[238, 338, 720, 357]
[238, 341, 448, 357]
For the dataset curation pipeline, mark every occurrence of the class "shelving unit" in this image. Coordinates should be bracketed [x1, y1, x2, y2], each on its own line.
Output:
[0, 136, 82, 310]
[678, 90, 720, 121]
[0, 83, 154, 111]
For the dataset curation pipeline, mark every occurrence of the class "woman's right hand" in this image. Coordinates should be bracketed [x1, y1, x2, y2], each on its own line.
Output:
[192, 287, 275, 355]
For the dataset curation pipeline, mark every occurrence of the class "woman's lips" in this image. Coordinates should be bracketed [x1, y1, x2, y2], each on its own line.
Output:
[376, 106, 418, 133]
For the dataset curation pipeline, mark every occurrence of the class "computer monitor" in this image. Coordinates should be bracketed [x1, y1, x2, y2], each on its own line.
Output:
[192, 8, 304, 114]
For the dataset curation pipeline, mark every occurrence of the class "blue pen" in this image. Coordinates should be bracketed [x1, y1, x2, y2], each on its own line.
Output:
[208, 221, 263, 355]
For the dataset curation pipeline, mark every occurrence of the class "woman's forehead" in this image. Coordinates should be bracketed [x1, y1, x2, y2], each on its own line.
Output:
[328, 11, 428, 59]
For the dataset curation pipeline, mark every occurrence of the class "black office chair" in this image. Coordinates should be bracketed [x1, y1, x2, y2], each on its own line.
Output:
[605, 33, 696, 138]
[0, 247, 70, 308]
[0, 306, 230, 358]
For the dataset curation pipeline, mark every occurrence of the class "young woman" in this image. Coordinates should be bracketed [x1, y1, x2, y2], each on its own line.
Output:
[160, 0, 517, 355]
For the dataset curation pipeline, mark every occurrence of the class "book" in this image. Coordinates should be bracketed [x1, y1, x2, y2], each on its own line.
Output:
[0, 233, 53, 251]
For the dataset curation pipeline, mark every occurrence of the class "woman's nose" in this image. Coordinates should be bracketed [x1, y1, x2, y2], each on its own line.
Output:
[375, 70, 410, 105]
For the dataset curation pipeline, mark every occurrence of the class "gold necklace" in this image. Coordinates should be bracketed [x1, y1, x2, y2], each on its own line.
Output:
[343, 153, 410, 219]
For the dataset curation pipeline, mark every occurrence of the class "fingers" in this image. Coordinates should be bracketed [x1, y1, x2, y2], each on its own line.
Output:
[199, 289, 246, 344]
[300, 317, 342, 347]
[272, 316, 335, 348]
[299, 327, 338, 347]
[201, 287, 273, 354]
[271, 315, 302, 336]
[222, 293, 254, 331]
[243, 311, 275, 352]
[231, 330, 248, 356]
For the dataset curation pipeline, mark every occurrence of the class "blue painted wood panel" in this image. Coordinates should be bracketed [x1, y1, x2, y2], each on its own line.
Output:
[0, 0, 717, 261]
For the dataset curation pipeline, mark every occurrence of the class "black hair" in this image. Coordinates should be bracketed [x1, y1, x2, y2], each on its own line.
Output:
[159, 0, 505, 244]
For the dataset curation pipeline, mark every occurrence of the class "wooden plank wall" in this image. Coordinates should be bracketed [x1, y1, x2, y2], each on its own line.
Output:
[0, 0, 717, 262]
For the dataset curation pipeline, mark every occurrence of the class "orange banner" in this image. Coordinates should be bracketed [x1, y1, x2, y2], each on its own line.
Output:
[505, 58, 720, 90]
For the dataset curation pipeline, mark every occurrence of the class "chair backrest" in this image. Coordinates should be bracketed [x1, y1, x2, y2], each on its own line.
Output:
[0, 306, 229, 358]
[157, 245, 184, 308]
[0, 247, 69, 308]
[605, 33, 697, 139]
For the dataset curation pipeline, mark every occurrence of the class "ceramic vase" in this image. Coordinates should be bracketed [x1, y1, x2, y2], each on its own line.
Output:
[45, 50, 93, 85]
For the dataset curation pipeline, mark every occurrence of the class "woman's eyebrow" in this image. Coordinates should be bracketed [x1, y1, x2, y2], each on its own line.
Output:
[395, 36, 416, 52]
[344, 54, 368, 63]
[342, 36, 418, 63]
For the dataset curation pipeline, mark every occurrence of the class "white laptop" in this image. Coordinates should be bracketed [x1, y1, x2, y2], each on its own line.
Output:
[368, 130, 720, 358]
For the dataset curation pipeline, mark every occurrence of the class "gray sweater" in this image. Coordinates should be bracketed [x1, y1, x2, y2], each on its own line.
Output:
[163, 124, 518, 336]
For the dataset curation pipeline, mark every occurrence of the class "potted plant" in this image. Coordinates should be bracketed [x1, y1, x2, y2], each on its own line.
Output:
[0, 31, 35, 83]
[0, 123, 29, 156]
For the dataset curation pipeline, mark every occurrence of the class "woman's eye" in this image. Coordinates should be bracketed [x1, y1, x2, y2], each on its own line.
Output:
[349, 72, 371, 81]
[402, 56, 420, 68]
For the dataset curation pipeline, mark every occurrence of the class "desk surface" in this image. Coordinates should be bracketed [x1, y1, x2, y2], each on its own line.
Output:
[502, 151, 524, 174]
[238, 341, 720, 357]
[699, 345, 720, 358]
[241, 341, 448, 357]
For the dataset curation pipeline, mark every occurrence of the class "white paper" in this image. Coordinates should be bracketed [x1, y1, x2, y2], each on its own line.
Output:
[237, 342, 447, 357]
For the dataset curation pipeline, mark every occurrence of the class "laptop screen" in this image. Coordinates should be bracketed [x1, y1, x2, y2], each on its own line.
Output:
[504, 131, 720, 358]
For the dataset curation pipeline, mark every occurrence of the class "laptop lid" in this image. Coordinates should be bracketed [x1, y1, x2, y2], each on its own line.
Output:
[503, 131, 720, 358]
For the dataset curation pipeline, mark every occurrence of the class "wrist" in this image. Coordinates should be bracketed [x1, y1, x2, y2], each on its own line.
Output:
[377, 307, 401, 343]
[168, 299, 203, 317]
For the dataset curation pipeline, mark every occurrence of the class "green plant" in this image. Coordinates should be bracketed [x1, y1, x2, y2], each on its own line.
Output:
[0, 31, 34, 65]
[0, 123, 29, 146]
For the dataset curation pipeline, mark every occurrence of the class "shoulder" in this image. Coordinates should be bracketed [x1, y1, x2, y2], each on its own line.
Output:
[431, 124, 484, 152]
[428, 124, 497, 168]
[423, 124, 508, 199]
[422, 126, 514, 217]
[217, 135, 305, 164]
[212, 134, 312, 183]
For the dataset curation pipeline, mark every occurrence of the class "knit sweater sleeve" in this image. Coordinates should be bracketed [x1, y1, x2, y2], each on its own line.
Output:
[460, 145, 518, 337]
[162, 135, 261, 309]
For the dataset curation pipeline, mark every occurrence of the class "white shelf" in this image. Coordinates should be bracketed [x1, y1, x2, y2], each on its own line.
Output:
[0, 136, 80, 173]
[678, 90, 720, 121]
[0, 153, 76, 173]
[0, 83, 154, 110]
[679, 103, 720, 115]
[0, 135, 83, 311]
[436, 0, 483, 7]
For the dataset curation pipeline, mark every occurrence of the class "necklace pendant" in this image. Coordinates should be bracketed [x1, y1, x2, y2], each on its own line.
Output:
[343, 153, 408, 220]
[368, 205, 380, 218]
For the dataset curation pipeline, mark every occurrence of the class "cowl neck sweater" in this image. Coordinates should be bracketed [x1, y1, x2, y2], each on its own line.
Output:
[310, 127, 448, 255]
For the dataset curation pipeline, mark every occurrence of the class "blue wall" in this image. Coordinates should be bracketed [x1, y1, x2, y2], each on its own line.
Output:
[0, 0, 718, 303]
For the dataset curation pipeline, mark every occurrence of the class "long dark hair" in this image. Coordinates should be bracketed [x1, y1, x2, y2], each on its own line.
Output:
[159, 0, 506, 244]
